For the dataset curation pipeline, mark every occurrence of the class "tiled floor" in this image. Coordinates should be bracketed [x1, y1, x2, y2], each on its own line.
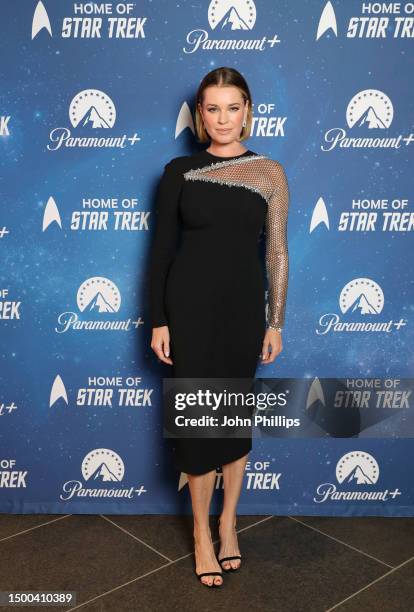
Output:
[0, 514, 413, 611]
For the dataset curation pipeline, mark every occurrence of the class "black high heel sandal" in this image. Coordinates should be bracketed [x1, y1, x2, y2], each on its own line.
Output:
[194, 525, 224, 587]
[217, 518, 242, 572]
[194, 569, 223, 587]
[217, 554, 242, 572]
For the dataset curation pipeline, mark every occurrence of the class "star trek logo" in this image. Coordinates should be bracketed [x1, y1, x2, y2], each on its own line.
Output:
[50, 375, 69, 407]
[310, 198, 330, 233]
[49, 374, 153, 409]
[32, 1, 52, 39]
[42, 195, 150, 233]
[0, 289, 21, 321]
[316, 1, 337, 40]
[0, 116, 11, 136]
[0, 459, 28, 488]
[31, 1, 147, 40]
[175, 102, 196, 139]
[310, 196, 414, 234]
[316, 1, 414, 40]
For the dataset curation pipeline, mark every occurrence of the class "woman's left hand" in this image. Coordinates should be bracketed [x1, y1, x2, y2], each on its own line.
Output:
[261, 328, 283, 363]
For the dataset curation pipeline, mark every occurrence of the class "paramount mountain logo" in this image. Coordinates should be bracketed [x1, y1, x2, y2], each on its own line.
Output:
[77, 105, 112, 129]
[59, 448, 147, 501]
[55, 276, 144, 334]
[339, 278, 382, 316]
[347, 291, 378, 316]
[321, 88, 414, 151]
[86, 291, 114, 313]
[89, 461, 119, 482]
[356, 105, 387, 129]
[208, 2, 256, 30]
[47, 88, 140, 151]
[345, 90, 393, 130]
[77, 276, 121, 313]
[313, 451, 402, 503]
[69, 89, 115, 130]
[183, 0, 281, 54]
[344, 464, 374, 485]
[317, 277, 407, 335]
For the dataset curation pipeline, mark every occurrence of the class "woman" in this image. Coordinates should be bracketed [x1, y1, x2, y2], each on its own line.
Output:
[149, 67, 289, 587]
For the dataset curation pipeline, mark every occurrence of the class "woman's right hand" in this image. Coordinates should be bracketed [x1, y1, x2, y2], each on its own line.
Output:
[151, 325, 173, 365]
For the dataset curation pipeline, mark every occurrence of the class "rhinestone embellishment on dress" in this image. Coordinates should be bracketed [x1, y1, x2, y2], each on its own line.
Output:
[183, 154, 290, 330]
[184, 155, 269, 202]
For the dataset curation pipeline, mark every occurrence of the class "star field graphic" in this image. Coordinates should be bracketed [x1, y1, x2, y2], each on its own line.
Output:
[0, 0, 413, 515]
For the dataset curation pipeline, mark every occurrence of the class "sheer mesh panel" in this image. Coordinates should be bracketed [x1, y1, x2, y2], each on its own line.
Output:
[264, 162, 289, 330]
[184, 155, 289, 331]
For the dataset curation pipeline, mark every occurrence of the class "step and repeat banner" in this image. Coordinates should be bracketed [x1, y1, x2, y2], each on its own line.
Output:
[0, 1, 413, 516]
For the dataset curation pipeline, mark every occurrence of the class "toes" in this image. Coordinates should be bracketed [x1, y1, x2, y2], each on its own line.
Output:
[214, 576, 223, 585]
[202, 577, 213, 586]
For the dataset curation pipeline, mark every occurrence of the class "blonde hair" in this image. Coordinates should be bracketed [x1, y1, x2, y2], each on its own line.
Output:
[194, 67, 253, 144]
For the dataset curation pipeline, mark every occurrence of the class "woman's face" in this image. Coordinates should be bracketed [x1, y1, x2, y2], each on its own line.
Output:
[199, 85, 248, 145]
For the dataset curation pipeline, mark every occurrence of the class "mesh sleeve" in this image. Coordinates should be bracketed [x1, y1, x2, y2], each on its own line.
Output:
[265, 162, 290, 330]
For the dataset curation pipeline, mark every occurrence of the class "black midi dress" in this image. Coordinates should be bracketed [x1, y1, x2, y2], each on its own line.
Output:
[149, 148, 289, 475]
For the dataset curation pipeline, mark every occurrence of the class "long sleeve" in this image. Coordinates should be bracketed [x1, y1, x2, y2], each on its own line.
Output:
[149, 159, 183, 328]
[265, 162, 290, 330]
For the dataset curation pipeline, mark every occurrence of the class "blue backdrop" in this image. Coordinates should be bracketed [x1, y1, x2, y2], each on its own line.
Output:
[0, 0, 413, 515]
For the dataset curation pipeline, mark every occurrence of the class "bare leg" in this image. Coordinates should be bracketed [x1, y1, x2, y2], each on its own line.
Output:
[188, 469, 223, 586]
[218, 452, 248, 570]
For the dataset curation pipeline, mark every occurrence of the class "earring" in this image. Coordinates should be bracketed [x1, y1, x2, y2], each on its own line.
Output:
[242, 118, 246, 127]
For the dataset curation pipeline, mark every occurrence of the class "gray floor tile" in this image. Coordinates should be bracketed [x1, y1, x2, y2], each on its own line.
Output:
[101, 513, 270, 560]
[0, 514, 70, 540]
[0, 515, 168, 611]
[326, 557, 414, 612]
[295, 516, 414, 566]
[77, 516, 387, 612]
